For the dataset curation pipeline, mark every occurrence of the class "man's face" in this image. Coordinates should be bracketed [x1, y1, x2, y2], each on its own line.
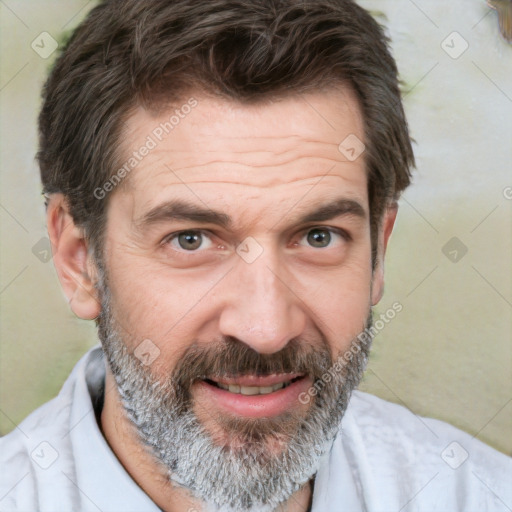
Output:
[97, 87, 385, 509]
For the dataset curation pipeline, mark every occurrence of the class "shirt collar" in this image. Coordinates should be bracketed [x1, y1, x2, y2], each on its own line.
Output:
[69, 346, 160, 511]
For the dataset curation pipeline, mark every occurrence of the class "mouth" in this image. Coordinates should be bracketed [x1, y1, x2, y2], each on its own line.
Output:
[204, 374, 304, 395]
[195, 373, 312, 418]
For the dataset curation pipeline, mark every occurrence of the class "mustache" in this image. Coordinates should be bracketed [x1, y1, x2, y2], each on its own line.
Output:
[171, 335, 334, 388]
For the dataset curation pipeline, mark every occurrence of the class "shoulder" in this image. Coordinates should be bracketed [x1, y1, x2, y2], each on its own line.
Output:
[335, 390, 512, 511]
[0, 348, 100, 511]
[345, 390, 509, 463]
[0, 394, 76, 511]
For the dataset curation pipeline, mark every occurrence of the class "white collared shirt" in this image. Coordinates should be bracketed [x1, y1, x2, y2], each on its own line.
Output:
[1, 347, 511, 511]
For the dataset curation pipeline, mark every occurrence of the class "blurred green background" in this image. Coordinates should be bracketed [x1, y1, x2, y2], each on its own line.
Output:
[1, 1, 511, 455]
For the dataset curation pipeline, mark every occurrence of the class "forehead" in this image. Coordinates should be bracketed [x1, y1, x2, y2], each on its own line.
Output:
[111, 86, 368, 222]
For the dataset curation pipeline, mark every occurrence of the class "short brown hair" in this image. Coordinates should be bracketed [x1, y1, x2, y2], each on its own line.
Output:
[38, 0, 415, 264]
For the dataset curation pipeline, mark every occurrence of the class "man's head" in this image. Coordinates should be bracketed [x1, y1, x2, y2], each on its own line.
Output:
[39, 0, 414, 267]
[41, 0, 414, 510]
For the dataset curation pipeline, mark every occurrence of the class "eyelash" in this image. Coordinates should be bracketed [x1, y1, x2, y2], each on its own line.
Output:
[162, 226, 351, 252]
[163, 230, 215, 252]
[310, 227, 352, 246]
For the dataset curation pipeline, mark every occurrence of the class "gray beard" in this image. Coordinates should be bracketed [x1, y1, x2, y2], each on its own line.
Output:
[95, 272, 372, 511]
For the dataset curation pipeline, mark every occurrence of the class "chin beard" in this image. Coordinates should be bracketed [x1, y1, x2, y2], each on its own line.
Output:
[96, 276, 372, 511]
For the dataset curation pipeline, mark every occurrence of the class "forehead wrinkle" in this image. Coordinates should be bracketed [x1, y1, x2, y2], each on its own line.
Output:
[147, 135, 342, 152]
[167, 156, 348, 173]
[118, 152, 359, 195]
[120, 120, 342, 152]
[120, 126, 349, 166]
[129, 148, 363, 185]
[133, 166, 363, 193]
[148, 135, 342, 158]
[116, 93, 367, 197]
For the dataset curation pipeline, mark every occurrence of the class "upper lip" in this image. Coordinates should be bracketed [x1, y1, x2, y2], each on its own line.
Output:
[205, 373, 305, 387]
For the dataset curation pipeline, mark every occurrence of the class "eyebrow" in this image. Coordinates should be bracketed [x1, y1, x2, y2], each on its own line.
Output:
[297, 198, 366, 224]
[134, 197, 366, 233]
[134, 199, 231, 231]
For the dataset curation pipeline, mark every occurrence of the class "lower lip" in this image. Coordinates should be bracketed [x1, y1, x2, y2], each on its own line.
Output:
[195, 377, 313, 419]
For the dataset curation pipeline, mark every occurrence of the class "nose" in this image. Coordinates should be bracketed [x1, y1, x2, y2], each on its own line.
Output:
[218, 252, 307, 355]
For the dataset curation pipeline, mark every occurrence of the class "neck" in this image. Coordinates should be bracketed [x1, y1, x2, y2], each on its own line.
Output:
[100, 369, 313, 512]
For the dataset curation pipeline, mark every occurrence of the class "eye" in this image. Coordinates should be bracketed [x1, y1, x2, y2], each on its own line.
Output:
[299, 227, 347, 248]
[166, 230, 213, 251]
[306, 228, 331, 248]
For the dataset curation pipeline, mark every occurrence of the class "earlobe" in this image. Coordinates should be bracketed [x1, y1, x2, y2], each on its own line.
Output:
[47, 194, 101, 320]
[371, 203, 398, 306]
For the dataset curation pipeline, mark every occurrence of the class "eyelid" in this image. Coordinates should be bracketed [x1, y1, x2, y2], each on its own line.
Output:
[162, 229, 214, 251]
[298, 225, 352, 242]
[161, 228, 209, 242]
[160, 225, 351, 251]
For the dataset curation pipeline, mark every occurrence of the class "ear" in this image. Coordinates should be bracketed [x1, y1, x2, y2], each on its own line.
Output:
[47, 194, 101, 320]
[371, 203, 398, 306]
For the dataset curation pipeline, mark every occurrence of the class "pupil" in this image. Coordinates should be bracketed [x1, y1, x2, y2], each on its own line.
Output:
[308, 229, 330, 248]
[179, 232, 201, 250]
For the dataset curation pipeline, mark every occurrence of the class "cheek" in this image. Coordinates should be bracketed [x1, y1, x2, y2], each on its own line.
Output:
[103, 224, 373, 365]
[298, 262, 372, 344]
[104, 253, 225, 363]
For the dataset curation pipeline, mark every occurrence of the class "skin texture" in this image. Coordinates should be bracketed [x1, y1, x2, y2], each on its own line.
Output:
[47, 87, 397, 511]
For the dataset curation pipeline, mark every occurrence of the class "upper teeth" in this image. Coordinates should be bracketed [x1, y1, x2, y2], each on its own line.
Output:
[216, 382, 290, 395]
